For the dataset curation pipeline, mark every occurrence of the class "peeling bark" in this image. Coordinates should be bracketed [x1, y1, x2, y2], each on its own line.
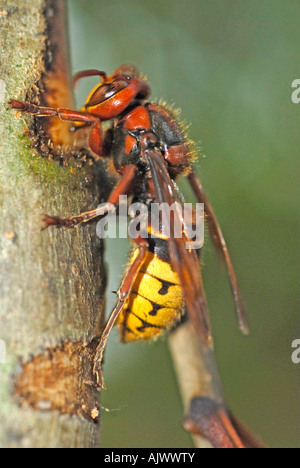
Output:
[14, 341, 100, 420]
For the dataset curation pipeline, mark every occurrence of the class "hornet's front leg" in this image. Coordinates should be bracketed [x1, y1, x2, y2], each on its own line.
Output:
[8, 99, 105, 156]
[42, 164, 138, 230]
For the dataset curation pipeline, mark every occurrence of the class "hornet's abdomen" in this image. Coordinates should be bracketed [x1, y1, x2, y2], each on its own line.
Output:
[118, 246, 184, 342]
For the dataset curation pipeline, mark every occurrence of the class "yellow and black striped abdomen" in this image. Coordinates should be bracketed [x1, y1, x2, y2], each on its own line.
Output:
[118, 247, 184, 342]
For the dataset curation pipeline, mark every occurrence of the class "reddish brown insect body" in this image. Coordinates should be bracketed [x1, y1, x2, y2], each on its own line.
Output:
[9, 65, 251, 448]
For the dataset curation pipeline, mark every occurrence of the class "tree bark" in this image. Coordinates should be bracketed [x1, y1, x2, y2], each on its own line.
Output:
[0, 0, 105, 448]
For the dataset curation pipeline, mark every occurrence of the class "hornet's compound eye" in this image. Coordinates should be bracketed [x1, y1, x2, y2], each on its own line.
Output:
[87, 78, 129, 107]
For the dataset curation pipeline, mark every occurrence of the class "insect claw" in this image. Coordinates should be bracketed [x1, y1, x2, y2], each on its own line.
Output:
[8, 99, 25, 110]
[93, 361, 105, 390]
[41, 214, 84, 230]
[84, 379, 96, 387]
[41, 214, 59, 230]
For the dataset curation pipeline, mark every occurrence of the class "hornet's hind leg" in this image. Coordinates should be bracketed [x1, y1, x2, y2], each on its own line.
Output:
[93, 236, 148, 388]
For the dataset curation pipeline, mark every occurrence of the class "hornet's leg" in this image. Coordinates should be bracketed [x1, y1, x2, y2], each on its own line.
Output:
[188, 167, 249, 335]
[42, 164, 138, 230]
[8, 99, 105, 156]
[8, 99, 98, 123]
[93, 237, 148, 388]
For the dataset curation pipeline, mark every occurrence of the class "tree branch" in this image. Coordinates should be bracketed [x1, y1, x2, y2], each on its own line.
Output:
[0, 0, 105, 448]
[169, 318, 263, 448]
[169, 321, 218, 448]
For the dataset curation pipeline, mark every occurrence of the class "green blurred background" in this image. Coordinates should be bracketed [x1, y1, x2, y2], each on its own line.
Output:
[67, 0, 299, 448]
